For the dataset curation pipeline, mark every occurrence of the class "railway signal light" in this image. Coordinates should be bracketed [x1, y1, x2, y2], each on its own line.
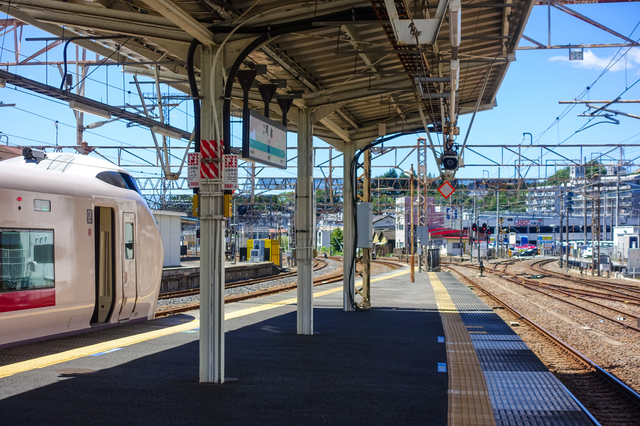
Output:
[472, 223, 477, 232]
[481, 223, 487, 233]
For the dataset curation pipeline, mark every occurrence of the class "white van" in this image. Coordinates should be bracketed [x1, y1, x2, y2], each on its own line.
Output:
[583, 241, 614, 258]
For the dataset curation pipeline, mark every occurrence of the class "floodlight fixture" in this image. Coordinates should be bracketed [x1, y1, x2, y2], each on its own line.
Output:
[152, 125, 183, 140]
[68, 101, 111, 119]
[450, 59, 459, 91]
[449, 0, 461, 48]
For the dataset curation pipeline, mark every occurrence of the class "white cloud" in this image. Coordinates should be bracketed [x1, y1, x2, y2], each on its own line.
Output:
[549, 49, 640, 72]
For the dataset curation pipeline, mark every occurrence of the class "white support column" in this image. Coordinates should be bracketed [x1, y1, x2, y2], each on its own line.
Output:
[199, 45, 226, 384]
[297, 107, 314, 334]
[343, 142, 356, 311]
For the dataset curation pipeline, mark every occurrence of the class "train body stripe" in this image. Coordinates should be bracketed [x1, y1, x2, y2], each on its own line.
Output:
[0, 288, 55, 313]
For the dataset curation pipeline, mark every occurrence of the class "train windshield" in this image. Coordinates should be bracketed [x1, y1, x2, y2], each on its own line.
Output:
[120, 173, 142, 195]
[95, 171, 142, 196]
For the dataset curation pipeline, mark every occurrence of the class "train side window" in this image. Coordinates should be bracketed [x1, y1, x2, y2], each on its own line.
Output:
[0, 229, 55, 292]
[124, 223, 134, 259]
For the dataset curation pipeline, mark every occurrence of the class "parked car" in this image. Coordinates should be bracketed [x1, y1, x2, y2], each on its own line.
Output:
[519, 248, 537, 257]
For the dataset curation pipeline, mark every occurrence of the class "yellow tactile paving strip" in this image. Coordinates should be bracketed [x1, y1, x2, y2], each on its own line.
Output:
[428, 272, 496, 426]
[1, 267, 411, 379]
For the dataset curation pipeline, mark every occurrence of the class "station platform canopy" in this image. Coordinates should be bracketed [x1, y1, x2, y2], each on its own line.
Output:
[1, 0, 533, 150]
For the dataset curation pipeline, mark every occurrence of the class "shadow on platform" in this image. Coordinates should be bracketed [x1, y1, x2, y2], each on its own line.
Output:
[1, 307, 447, 425]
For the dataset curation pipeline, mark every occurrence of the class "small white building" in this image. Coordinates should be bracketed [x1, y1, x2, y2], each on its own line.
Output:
[152, 210, 186, 267]
[317, 229, 331, 249]
[613, 226, 640, 261]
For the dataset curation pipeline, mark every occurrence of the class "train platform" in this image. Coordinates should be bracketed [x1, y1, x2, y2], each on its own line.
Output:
[0, 265, 595, 425]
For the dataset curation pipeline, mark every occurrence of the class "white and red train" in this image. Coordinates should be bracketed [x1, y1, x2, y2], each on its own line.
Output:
[0, 150, 163, 348]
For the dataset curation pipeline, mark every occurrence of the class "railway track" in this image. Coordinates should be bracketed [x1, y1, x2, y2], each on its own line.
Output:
[158, 260, 327, 300]
[447, 260, 640, 334]
[443, 265, 640, 425]
[531, 259, 640, 299]
[156, 258, 404, 317]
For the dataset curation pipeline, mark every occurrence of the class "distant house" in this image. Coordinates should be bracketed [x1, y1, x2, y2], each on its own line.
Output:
[373, 214, 395, 255]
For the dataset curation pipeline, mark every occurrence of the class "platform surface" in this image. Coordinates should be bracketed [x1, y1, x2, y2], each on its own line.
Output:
[0, 266, 594, 425]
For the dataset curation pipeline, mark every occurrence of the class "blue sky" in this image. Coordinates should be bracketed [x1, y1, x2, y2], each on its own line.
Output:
[1, 3, 639, 189]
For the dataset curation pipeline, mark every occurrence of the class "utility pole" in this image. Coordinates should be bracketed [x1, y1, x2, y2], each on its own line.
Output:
[459, 205, 463, 261]
[591, 199, 596, 276]
[361, 149, 372, 308]
[583, 170, 587, 255]
[559, 186, 564, 269]
[410, 164, 415, 283]
[596, 196, 602, 277]
[604, 193, 608, 241]
[329, 148, 334, 207]
[496, 179, 500, 258]
[471, 195, 476, 262]
[566, 203, 570, 271]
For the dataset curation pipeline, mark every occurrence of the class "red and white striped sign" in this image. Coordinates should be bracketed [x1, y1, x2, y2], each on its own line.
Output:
[200, 139, 223, 179]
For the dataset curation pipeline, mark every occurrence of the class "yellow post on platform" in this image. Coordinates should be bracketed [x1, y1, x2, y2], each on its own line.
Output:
[192, 194, 199, 217]
[224, 193, 232, 217]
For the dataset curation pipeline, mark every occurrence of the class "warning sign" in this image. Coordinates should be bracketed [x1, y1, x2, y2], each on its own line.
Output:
[224, 154, 238, 191]
[201, 139, 223, 180]
[187, 152, 200, 189]
[438, 181, 455, 199]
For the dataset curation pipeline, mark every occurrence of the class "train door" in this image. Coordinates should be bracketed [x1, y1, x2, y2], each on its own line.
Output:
[120, 212, 137, 320]
[92, 206, 115, 324]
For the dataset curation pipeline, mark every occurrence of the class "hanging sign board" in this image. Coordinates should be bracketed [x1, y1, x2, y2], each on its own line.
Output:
[569, 48, 583, 61]
[223, 154, 238, 191]
[188, 152, 200, 189]
[243, 110, 287, 169]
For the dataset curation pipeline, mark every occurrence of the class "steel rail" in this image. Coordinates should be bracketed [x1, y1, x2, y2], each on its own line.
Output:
[531, 259, 640, 296]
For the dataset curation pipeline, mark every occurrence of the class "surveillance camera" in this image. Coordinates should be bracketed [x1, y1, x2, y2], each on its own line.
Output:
[22, 148, 46, 163]
[441, 153, 458, 170]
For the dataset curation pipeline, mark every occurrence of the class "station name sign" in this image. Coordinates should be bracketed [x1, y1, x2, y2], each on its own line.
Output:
[242, 110, 287, 169]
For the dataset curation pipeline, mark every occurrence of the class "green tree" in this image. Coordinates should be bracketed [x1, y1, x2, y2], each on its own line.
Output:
[331, 227, 344, 254]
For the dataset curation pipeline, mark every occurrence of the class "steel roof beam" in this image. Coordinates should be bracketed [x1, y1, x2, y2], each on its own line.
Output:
[259, 44, 361, 131]
[0, 0, 175, 27]
[0, 68, 191, 139]
[0, 4, 190, 75]
[9, 7, 192, 42]
[340, 24, 405, 117]
[140, 0, 216, 45]
[303, 74, 411, 105]
[552, 3, 639, 45]
[519, 42, 640, 50]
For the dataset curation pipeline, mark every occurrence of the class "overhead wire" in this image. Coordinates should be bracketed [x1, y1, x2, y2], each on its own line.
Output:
[532, 22, 640, 145]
